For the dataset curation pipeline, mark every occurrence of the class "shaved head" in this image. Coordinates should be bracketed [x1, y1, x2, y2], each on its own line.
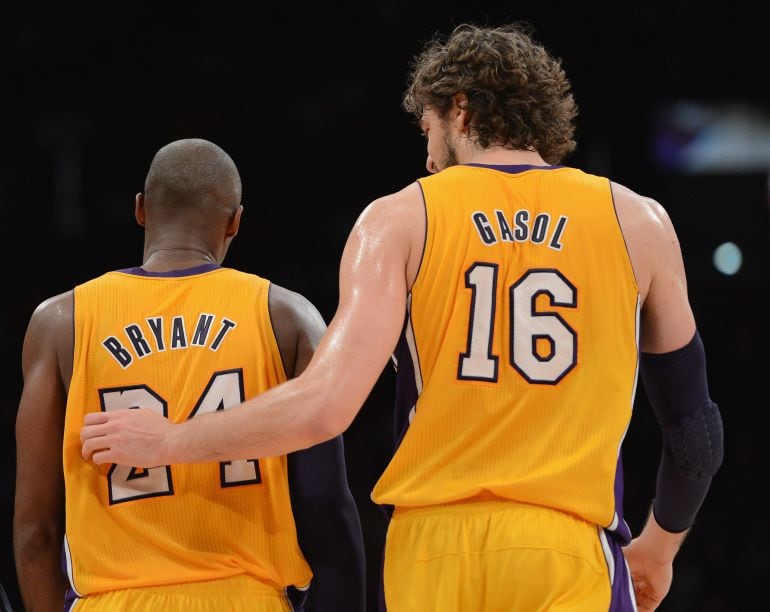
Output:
[143, 139, 242, 227]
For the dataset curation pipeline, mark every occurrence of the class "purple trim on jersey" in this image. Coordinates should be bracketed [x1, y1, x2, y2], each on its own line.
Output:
[463, 163, 563, 174]
[605, 530, 638, 611]
[63, 590, 78, 612]
[61, 543, 78, 611]
[612, 454, 633, 544]
[378, 314, 420, 525]
[285, 586, 307, 611]
[116, 262, 220, 277]
[392, 319, 418, 449]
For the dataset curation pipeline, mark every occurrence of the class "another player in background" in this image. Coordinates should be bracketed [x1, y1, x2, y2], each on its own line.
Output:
[82, 26, 723, 611]
[16, 139, 365, 611]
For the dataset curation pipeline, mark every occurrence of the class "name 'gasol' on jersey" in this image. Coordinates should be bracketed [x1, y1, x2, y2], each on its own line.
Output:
[103, 313, 238, 368]
[471, 209, 569, 250]
[373, 164, 639, 552]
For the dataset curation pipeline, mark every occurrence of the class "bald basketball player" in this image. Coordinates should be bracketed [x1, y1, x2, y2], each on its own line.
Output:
[15, 139, 364, 611]
[82, 25, 723, 612]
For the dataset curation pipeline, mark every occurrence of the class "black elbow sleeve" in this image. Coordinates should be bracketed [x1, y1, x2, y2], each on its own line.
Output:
[640, 331, 724, 532]
[660, 398, 724, 481]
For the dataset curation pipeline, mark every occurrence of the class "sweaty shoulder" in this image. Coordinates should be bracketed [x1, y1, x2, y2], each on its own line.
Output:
[611, 181, 679, 305]
[33, 289, 74, 316]
[24, 290, 74, 388]
[356, 182, 426, 290]
[268, 284, 327, 379]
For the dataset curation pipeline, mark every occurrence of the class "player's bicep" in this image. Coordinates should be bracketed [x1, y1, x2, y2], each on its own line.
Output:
[303, 198, 411, 426]
[640, 205, 697, 353]
[335, 202, 409, 368]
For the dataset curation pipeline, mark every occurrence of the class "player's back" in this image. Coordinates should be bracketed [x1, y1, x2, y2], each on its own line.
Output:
[63, 264, 311, 595]
[372, 164, 639, 537]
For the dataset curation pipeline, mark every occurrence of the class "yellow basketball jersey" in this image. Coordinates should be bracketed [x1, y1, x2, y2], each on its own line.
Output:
[371, 164, 639, 533]
[63, 264, 312, 595]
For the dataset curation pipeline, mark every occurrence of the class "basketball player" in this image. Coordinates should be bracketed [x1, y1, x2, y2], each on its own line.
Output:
[15, 139, 365, 611]
[81, 26, 723, 611]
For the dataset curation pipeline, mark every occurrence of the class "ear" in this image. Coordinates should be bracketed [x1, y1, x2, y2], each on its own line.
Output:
[134, 193, 146, 227]
[452, 93, 471, 133]
[226, 205, 243, 238]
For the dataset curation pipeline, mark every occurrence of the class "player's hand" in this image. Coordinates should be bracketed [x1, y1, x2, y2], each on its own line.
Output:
[623, 537, 673, 611]
[81, 409, 176, 467]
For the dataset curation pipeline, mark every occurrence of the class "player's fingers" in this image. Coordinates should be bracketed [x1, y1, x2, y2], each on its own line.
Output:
[635, 592, 659, 612]
[84, 411, 110, 426]
[82, 437, 109, 461]
[80, 422, 111, 442]
[91, 449, 115, 465]
[81, 438, 96, 461]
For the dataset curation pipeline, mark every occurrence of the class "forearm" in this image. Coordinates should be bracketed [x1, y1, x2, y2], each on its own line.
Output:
[300, 509, 366, 612]
[640, 331, 724, 532]
[653, 450, 714, 533]
[15, 526, 67, 611]
[299, 494, 365, 611]
[288, 437, 366, 611]
[170, 376, 341, 463]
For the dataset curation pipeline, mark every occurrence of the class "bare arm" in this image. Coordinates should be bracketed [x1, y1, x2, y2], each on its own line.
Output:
[269, 283, 366, 611]
[612, 182, 696, 352]
[81, 182, 425, 467]
[268, 283, 327, 380]
[614, 183, 720, 611]
[15, 291, 73, 611]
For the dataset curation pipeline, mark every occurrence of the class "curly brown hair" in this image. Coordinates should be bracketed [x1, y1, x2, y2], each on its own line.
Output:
[403, 23, 578, 164]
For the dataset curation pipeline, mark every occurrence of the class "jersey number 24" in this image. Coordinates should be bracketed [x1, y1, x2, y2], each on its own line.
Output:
[98, 368, 261, 504]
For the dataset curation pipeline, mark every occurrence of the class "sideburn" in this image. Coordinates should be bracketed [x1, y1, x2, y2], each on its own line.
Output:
[441, 130, 459, 169]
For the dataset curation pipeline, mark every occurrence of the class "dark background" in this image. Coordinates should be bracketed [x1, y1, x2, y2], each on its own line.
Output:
[2, 2, 769, 611]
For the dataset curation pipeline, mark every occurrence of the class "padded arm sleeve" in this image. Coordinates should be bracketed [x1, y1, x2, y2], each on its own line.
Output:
[288, 435, 366, 612]
[640, 331, 724, 533]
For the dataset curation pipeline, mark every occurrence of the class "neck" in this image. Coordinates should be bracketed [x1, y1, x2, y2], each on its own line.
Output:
[458, 142, 550, 167]
[455, 136, 548, 166]
[142, 227, 224, 272]
[142, 249, 218, 272]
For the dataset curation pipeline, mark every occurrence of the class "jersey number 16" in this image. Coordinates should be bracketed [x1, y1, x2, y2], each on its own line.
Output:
[458, 266, 578, 385]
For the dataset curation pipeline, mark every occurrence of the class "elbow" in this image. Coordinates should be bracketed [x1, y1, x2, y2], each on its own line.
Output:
[309, 415, 345, 446]
[14, 520, 62, 562]
[301, 379, 357, 445]
[664, 399, 724, 481]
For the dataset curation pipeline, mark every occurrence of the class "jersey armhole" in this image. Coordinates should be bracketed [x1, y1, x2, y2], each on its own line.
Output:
[608, 179, 640, 295]
[264, 281, 290, 384]
[410, 180, 430, 296]
[69, 285, 84, 397]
